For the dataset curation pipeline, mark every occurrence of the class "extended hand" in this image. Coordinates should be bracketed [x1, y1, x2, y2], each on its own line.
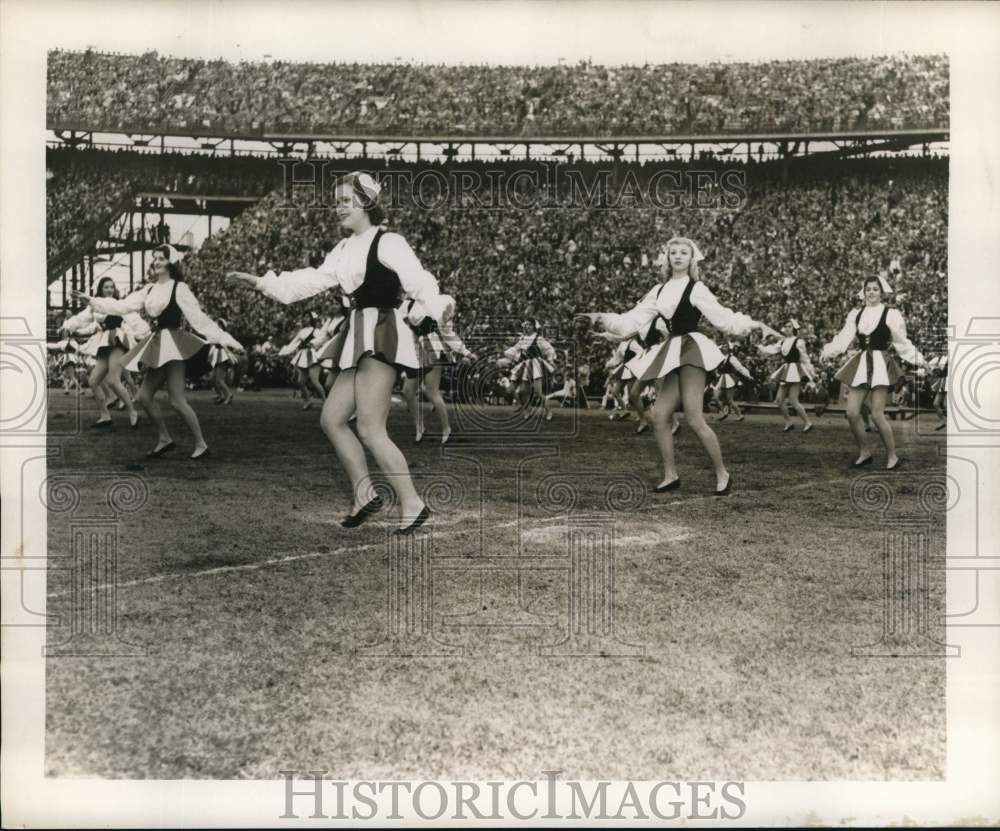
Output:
[226, 271, 258, 287]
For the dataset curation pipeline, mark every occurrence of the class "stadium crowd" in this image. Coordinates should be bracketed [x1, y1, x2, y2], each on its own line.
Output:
[48, 50, 948, 136]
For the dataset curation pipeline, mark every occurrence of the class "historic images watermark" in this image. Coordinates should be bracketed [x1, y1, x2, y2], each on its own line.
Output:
[276, 160, 749, 212]
[279, 770, 747, 821]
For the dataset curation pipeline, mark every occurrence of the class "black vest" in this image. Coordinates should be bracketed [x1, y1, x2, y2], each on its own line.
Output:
[524, 334, 543, 360]
[352, 229, 403, 310]
[151, 281, 183, 331]
[784, 338, 801, 363]
[855, 306, 892, 351]
[101, 314, 123, 330]
[665, 279, 702, 336]
[719, 355, 733, 374]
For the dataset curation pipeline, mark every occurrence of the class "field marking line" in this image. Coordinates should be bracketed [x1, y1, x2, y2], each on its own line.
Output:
[45, 473, 873, 598]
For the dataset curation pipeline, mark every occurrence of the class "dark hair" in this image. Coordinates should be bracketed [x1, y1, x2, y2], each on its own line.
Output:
[153, 245, 185, 281]
[863, 277, 883, 295]
[340, 172, 387, 226]
[94, 276, 119, 299]
[308, 239, 336, 268]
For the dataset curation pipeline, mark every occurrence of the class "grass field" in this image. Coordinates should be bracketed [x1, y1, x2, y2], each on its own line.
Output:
[45, 389, 947, 780]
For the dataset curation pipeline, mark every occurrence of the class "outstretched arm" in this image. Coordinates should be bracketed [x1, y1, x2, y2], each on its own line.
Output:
[820, 311, 857, 361]
[176, 283, 243, 350]
[690, 282, 762, 337]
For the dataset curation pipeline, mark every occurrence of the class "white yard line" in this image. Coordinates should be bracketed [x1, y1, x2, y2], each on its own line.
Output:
[45, 474, 866, 598]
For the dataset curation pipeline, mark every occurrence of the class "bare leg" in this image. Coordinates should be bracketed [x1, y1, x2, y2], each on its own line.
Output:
[728, 388, 744, 419]
[787, 383, 812, 429]
[88, 356, 112, 421]
[401, 374, 423, 439]
[320, 368, 376, 513]
[845, 387, 871, 464]
[933, 391, 946, 424]
[423, 365, 451, 438]
[535, 378, 551, 420]
[105, 347, 138, 423]
[164, 361, 207, 455]
[775, 384, 791, 428]
[651, 373, 681, 486]
[137, 365, 171, 449]
[679, 365, 729, 490]
[296, 368, 312, 409]
[354, 358, 425, 527]
[307, 365, 326, 401]
[869, 386, 897, 468]
[213, 365, 232, 402]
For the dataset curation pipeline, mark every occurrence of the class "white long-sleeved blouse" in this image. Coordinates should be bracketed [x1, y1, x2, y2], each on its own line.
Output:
[435, 323, 474, 358]
[723, 355, 753, 379]
[504, 334, 557, 364]
[820, 304, 923, 365]
[602, 277, 756, 340]
[254, 226, 451, 323]
[62, 306, 148, 339]
[90, 280, 241, 350]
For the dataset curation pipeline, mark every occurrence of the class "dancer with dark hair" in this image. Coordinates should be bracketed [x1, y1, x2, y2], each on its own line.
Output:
[87, 244, 244, 459]
[502, 320, 558, 422]
[402, 295, 475, 444]
[758, 319, 816, 433]
[821, 274, 926, 470]
[61, 276, 143, 427]
[228, 172, 453, 534]
[280, 312, 327, 410]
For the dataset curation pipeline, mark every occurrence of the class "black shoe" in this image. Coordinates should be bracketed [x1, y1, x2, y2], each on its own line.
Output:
[91, 418, 113, 429]
[146, 441, 176, 458]
[191, 447, 211, 460]
[715, 474, 732, 496]
[886, 458, 902, 471]
[851, 455, 873, 468]
[654, 478, 681, 493]
[934, 422, 947, 431]
[341, 495, 385, 529]
[783, 424, 794, 433]
[802, 423, 813, 434]
[394, 506, 431, 536]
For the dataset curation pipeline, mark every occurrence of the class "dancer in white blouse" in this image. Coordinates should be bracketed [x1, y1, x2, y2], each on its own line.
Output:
[757, 319, 816, 433]
[502, 320, 558, 423]
[280, 312, 328, 410]
[86, 245, 244, 459]
[820, 275, 926, 469]
[48, 336, 85, 395]
[227, 172, 453, 534]
[713, 342, 754, 422]
[61, 277, 143, 428]
[584, 237, 776, 495]
[401, 297, 475, 444]
[208, 318, 237, 405]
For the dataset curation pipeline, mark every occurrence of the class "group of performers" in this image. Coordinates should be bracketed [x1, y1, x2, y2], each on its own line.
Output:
[61, 171, 942, 534]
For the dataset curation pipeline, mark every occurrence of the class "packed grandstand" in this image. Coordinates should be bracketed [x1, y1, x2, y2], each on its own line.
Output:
[48, 50, 949, 136]
[46, 51, 948, 401]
